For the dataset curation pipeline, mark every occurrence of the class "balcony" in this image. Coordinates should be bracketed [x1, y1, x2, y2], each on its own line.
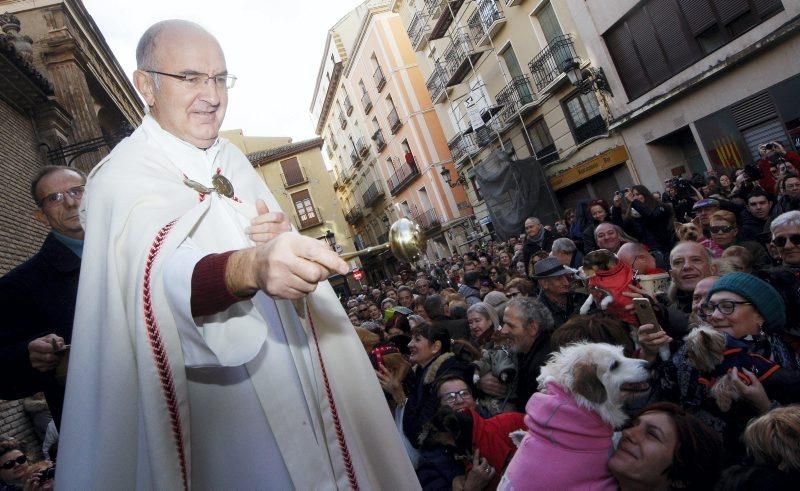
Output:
[362, 182, 385, 208]
[345, 206, 364, 225]
[280, 165, 308, 189]
[326, 145, 334, 159]
[426, 63, 448, 104]
[442, 30, 483, 87]
[388, 107, 402, 134]
[372, 129, 386, 151]
[528, 34, 578, 92]
[413, 208, 441, 232]
[361, 92, 372, 114]
[338, 111, 347, 130]
[387, 161, 420, 196]
[407, 10, 431, 51]
[534, 142, 559, 165]
[350, 150, 362, 167]
[475, 118, 503, 147]
[373, 65, 386, 92]
[495, 75, 536, 127]
[468, 0, 505, 47]
[344, 96, 353, 116]
[428, 0, 465, 41]
[448, 132, 480, 165]
[333, 176, 343, 190]
[342, 166, 352, 183]
[355, 136, 370, 158]
[573, 115, 608, 144]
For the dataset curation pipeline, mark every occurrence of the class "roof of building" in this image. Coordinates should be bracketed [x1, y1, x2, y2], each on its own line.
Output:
[0, 33, 53, 96]
[248, 137, 324, 166]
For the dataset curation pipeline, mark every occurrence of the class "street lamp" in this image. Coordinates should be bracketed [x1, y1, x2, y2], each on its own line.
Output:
[440, 167, 467, 188]
[561, 58, 612, 96]
[323, 229, 336, 250]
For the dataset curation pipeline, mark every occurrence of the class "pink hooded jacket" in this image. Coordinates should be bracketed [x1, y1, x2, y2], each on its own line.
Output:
[501, 382, 617, 491]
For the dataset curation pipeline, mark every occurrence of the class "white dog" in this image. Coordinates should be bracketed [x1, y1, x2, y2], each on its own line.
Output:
[501, 343, 650, 491]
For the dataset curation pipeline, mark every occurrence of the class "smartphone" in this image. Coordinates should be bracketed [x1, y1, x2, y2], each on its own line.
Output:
[633, 298, 670, 361]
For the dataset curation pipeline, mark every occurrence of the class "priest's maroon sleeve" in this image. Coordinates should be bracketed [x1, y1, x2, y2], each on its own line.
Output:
[191, 251, 254, 317]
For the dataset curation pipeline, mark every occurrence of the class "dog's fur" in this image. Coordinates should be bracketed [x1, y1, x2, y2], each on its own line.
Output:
[579, 250, 637, 325]
[537, 342, 650, 428]
[683, 323, 741, 411]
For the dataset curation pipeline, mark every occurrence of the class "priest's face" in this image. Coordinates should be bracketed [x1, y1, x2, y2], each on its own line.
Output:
[143, 26, 228, 149]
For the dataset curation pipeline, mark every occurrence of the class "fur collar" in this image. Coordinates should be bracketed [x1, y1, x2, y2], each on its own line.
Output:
[423, 352, 455, 386]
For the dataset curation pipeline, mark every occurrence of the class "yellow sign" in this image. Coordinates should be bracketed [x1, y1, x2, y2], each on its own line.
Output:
[549, 145, 629, 191]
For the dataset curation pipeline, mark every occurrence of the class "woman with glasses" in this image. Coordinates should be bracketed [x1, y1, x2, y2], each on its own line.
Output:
[0, 440, 51, 490]
[651, 273, 800, 463]
[706, 210, 771, 269]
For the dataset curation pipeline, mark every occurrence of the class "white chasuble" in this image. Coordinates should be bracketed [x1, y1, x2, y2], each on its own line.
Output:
[56, 115, 419, 490]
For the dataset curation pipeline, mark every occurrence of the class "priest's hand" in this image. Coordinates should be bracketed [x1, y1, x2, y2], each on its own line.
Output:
[28, 334, 65, 372]
[245, 199, 291, 244]
[228, 233, 349, 299]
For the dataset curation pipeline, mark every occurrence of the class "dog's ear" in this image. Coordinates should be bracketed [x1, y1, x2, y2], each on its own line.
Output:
[572, 361, 607, 404]
[673, 222, 684, 236]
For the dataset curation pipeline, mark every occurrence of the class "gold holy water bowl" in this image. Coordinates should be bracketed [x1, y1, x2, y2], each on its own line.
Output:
[340, 218, 427, 262]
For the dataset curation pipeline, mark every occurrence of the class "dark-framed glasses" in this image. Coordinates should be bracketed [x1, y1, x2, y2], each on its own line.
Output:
[1, 455, 27, 470]
[710, 225, 735, 234]
[38, 185, 84, 207]
[145, 70, 237, 89]
[700, 300, 752, 316]
[440, 389, 472, 403]
[773, 235, 800, 248]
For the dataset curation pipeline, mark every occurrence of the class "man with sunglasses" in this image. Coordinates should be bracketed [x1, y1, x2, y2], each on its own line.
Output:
[771, 210, 800, 268]
[57, 20, 413, 489]
[0, 165, 86, 429]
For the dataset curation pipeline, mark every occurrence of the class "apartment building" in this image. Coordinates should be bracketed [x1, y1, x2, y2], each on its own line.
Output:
[565, 0, 800, 189]
[394, 0, 635, 218]
[311, 0, 473, 279]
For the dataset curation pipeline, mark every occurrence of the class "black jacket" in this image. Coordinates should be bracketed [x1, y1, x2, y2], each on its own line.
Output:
[0, 234, 80, 428]
[515, 330, 553, 405]
[430, 315, 470, 341]
[739, 209, 770, 245]
[522, 228, 555, 270]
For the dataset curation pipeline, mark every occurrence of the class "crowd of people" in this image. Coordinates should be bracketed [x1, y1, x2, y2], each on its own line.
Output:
[339, 140, 800, 489]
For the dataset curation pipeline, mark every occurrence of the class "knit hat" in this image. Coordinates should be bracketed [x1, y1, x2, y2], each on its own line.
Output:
[483, 291, 509, 319]
[692, 198, 720, 211]
[706, 273, 786, 332]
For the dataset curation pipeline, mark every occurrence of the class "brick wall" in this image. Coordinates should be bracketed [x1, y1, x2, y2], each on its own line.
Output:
[0, 97, 49, 450]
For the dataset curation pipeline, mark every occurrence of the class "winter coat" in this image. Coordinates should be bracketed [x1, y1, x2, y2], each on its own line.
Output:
[739, 209, 770, 244]
[501, 382, 617, 491]
[458, 284, 481, 306]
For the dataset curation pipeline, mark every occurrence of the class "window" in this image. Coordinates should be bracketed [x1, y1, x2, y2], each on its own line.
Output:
[280, 156, 306, 187]
[525, 118, 558, 164]
[292, 189, 320, 229]
[605, 0, 784, 99]
[470, 176, 484, 202]
[564, 92, 607, 144]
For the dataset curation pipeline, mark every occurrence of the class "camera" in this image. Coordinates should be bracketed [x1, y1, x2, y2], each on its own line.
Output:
[41, 466, 56, 481]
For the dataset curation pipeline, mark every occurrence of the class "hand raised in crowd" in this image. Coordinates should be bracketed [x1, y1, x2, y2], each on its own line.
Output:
[376, 363, 405, 405]
[637, 323, 672, 362]
[227, 233, 349, 299]
[245, 199, 291, 244]
[612, 192, 623, 208]
[28, 334, 65, 372]
[729, 367, 772, 414]
[461, 450, 495, 491]
[621, 284, 652, 310]
[478, 373, 508, 398]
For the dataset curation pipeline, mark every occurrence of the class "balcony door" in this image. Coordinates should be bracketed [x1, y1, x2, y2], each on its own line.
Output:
[500, 45, 533, 105]
[537, 2, 570, 72]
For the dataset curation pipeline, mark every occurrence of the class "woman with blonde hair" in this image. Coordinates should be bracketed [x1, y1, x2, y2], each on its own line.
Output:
[707, 210, 770, 269]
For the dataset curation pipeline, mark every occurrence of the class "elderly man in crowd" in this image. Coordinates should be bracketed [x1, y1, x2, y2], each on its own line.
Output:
[522, 217, 555, 268]
[771, 210, 800, 268]
[57, 20, 413, 489]
[664, 241, 715, 337]
[0, 166, 86, 429]
[593, 222, 627, 253]
[531, 257, 587, 330]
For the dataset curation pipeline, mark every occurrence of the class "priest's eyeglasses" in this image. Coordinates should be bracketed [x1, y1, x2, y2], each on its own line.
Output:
[146, 70, 237, 90]
[700, 300, 752, 316]
[38, 186, 84, 207]
[440, 389, 473, 403]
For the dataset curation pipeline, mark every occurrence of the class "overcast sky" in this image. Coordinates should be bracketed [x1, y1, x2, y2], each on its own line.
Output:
[83, 0, 362, 141]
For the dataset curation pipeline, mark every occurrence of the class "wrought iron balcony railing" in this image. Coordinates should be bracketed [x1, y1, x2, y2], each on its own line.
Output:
[387, 161, 420, 196]
[413, 208, 440, 231]
[495, 75, 536, 126]
[362, 182, 385, 208]
[338, 111, 347, 130]
[528, 33, 578, 92]
[350, 150, 361, 166]
[468, 0, 505, 46]
[355, 136, 370, 157]
[361, 92, 372, 114]
[426, 63, 448, 104]
[372, 129, 386, 151]
[442, 30, 482, 87]
[573, 115, 608, 144]
[344, 96, 353, 116]
[345, 207, 364, 225]
[407, 10, 431, 51]
[280, 165, 308, 188]
[373, 65, 386, 92]
[428, 0, 465, 40]
[448, 132, 480, 165]
[388, 107, 402, 134]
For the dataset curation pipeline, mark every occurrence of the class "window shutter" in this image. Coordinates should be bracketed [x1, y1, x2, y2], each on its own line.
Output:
[628, 8, 672, 86]
[291, 189, 319, 228]
[710, 0, 750, 25]
[605, 24, 651, 99]
[649, 0, 699, 71]
[280, 157, 304, 187]
[752, 0, 783, 17]
[677, 0, 716, 35]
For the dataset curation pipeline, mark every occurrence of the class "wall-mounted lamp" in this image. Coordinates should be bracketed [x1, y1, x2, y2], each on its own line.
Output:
[323, 229, 336, 250]
[562, 59, 613, 96]
[440, 167, 467, 188]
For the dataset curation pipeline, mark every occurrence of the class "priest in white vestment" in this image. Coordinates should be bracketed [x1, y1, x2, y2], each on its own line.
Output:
[56, 20, 418, 490]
